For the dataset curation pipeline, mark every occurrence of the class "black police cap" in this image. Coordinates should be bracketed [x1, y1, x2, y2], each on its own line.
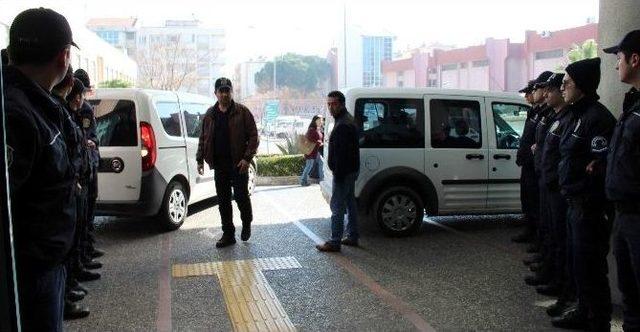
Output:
[10, 8, 78, 53]
[538, 73, 565, 89]
[519, 80, 536, 93]
[603, 30, 640, 55]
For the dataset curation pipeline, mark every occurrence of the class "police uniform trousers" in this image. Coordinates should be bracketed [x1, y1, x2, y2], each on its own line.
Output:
[566, 195, 612, 325]
[538, 177, 555, 279]
[613, 204, 640, 331]
[547, 186, 575, 301]
[520, 164, 540, 237]
[67, 185, 88, 283]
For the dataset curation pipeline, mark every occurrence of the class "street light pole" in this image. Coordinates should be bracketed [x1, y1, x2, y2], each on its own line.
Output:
[273, 55, 277, 95]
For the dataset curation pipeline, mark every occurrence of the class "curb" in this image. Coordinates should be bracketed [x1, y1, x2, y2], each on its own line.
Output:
[257, 176, 320, 186]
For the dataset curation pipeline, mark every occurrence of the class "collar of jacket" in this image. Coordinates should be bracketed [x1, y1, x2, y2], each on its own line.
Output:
[3, 65, 61, 112]
[568, 95, 599, 115]
[623, 87, 640, 114]
[212, 100, 237, 116]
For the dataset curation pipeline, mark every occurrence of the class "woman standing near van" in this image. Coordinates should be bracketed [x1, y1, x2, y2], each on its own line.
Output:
[300, 115, 324, 186]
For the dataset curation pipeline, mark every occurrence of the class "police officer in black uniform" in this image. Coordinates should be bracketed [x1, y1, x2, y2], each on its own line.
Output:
[551, 57, 616, 331]
[3, 8, 78, 331]
[73, 69, 104, 265]
[603, 30, 640, 331]
[538, 73, 577, 317]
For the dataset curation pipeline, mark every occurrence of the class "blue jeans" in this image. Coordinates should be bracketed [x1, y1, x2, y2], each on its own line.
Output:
[17, 264, 66, 332]
[329, 172, 358, 246]
[300, 158, 315, 185]
[315, 155, 324, 181]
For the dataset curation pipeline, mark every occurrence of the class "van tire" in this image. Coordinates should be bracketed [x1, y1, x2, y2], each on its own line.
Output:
[160, 181, 188, 230]
[373, 186, 424, 237]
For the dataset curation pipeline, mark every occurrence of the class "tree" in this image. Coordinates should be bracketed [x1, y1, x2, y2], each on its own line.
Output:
[136, 35, 218, 91]
[99, 79, 133, 88]
[255, 53, 330, 94]
[556, 39, 598, 70]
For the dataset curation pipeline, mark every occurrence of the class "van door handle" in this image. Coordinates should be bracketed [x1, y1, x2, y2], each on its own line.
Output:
[466, 154, 485, 160]
[493, 154, 511, 160]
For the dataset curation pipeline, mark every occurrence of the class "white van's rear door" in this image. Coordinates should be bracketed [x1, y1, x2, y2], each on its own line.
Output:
[90, 96, 142, 202]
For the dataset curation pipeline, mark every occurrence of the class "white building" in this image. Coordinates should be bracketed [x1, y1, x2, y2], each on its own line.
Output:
[86, 18, 138, 58]
[234, 60, 267, 100]
[336, 26, 394, 88]
[136, 20, 226, 96]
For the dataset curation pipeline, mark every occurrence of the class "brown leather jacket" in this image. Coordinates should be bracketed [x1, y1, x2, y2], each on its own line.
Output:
[196, 100, 259, 169]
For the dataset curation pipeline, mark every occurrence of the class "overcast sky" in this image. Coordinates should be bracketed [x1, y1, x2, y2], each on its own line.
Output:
[1, 0, 600, 66]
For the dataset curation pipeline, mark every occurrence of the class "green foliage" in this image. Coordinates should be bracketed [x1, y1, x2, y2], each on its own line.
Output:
[557, 39, 598, 70]
[257, 154, 305, 177]
[275, 134, 300, 155]
[255, 53, 331, 94]
[99, 79, 133, 88]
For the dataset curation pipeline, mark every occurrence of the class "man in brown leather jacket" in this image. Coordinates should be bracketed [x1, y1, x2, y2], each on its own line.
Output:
[196, 77, 259, 248]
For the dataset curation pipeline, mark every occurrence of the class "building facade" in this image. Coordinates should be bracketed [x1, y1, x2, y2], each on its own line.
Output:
[86, 18, 138, 58]
[336, 27, 394, 88]
[234, 60, 267, 101]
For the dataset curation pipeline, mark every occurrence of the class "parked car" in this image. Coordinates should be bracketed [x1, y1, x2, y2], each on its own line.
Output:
[320, 88, 528, 236]
[88, 89, 257, 230]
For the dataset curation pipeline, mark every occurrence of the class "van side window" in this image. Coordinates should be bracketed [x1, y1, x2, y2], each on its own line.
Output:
[354, 98, 425, 148]
[183, 103, 209, 138]
[155, 102, 182, 137]
[91, 99, 137, 147]
[492, 102, 527, 149]
[430, 99, 482, 149]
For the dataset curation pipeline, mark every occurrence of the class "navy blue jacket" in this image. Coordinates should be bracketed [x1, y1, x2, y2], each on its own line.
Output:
[558, 96, 616, 198]
[606, 88, 640, 204]
[533, 105, 555, 173]
[517, 104, 543, 168]
[328, 109, 360, 181]
[541, 107, 573, 190]
[79, 100, 100, 170]
[3, 66, 76, 271]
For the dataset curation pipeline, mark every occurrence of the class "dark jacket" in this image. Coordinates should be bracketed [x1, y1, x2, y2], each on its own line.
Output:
[3, 66, 76, 271]
[304, 127, 323, 160]
[328, 110, 360, 181]
[53, 95, 87, 186]
[533, 105, 555, 173]
[516, 104, 542, 167]
[558, 96, 616, 198]
[606, 88, 640, 204]
[196, 100, 258, 169]
[79, 100, 100, 170]
[541, 107, 573, 190]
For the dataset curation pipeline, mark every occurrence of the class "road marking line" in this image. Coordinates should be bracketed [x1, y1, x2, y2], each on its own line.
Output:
[263, 195, 436, 332]
[173, 257, 300, 331]
[156, 233, 173, 332]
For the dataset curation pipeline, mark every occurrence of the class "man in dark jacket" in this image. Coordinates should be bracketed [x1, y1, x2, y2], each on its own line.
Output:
[196, 77, 259, 248]
[551, 58, 616, 331]
[316, 91, 360, 252]
[604, 30, 640, 331]
[3, 8, 78, 331]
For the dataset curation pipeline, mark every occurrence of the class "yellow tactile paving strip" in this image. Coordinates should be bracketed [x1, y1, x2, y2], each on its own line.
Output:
[172, 257, 301, 332]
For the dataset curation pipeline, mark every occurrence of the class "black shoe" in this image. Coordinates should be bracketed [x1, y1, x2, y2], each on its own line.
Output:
[77, 269, 101, 282]
[66, 290, 86, 303]
[64, 301, 90, 320]
[551, 308, 588, 330]
[90, 248, 105, 259]
[83, 260, 103, 270]
[241, 226, 251, 242]
[525, 274, 550, 286]
[341, 238, 359, 247]
[523, 254, 542, 266]
[216, 236, 236, 248]
[511, 232, 533, 243]
[536, 284, 561, 296]
[546, 301, 575, 317]
[529, 262, 545, 272]
[72, 283, 89, 295]
[526, 244, 540, 253]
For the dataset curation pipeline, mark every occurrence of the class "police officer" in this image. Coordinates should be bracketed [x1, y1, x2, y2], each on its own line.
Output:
[603, 30, 640, 331]
[3, 8, 78, 331]
[513, 80, 538, 244]
[51, 71, 92, 320]
[538, 73, 576, 316]
[74, 69, 105, 265]
[551, 57, 616, 331]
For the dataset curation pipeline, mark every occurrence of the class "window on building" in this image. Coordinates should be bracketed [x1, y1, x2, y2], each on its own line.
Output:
[535, 49, 564, 60]
[442, 63, 458, 71]
[126, 32, 135, 41]
[428, 68, 437, 74]
[460, 62, 468, 69]
[427, 79, 438, 87]
[492, 102, 529, 149]
[472, 59, 489, 67]
[155, 101, 182, 137]
[430, 99, 482, 149]
[354, 98, 425, 148]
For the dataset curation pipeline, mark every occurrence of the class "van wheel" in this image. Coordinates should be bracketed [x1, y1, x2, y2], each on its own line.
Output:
[248, 164, 256, 196]
[160, 181, 188, 230]
[374, 186, 424, 237]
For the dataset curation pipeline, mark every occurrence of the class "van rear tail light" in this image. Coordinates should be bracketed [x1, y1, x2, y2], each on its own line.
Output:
[140, 122, 157, 171]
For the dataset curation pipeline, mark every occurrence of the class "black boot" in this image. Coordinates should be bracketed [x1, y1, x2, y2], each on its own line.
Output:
[525, 273, 551, 286]
[529, 262, 545, 272]
[77, 269, 101, 282]
[64, 301, 90, 320]
[216, 235, 236, 248]
[546, 301, 575, 317]
[523, 254, 542, 266]
[536, 284, 561, 296]
[67, 289, 86, 302]
[526, 243, 540, 253]
[551, 308, 588, 330]
[83, 260, 103, 270]
[511, 231, 534, 243]
[90, 248, 105, 258]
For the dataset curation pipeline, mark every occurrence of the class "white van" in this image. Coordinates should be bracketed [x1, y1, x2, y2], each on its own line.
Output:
[320, 88, 528, 236]
[88, 89, 257, 230]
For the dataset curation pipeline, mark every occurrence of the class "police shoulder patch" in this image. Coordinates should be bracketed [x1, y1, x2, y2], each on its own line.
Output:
[83, 118, 91, 129]
[591, 136, 608, 153]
